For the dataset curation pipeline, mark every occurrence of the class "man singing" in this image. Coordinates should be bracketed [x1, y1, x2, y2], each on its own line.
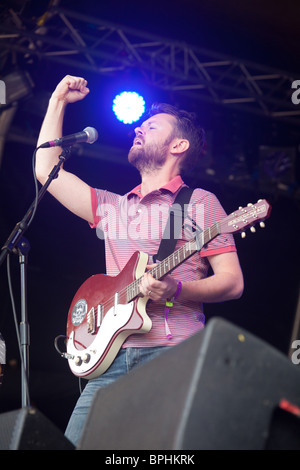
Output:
[36, 75, 244, 446]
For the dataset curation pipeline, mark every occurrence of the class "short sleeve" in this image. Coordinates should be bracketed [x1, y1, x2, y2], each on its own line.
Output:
[188, 189, 236, 258]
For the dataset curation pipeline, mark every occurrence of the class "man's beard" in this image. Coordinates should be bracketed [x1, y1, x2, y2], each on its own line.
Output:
[128, 142, 169, 174]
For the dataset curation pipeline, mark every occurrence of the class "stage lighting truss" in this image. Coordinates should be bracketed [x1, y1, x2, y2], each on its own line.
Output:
[0, 6, 299, 126]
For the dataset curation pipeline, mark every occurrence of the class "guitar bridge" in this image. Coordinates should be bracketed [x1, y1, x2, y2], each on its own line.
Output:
[87, 305, 103, 334]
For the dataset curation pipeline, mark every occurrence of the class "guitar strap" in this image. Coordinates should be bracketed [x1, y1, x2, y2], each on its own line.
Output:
[154, 186, 194, 262]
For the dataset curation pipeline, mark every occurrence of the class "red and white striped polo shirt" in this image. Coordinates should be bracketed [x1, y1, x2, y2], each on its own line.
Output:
[89, 175, 236, 347]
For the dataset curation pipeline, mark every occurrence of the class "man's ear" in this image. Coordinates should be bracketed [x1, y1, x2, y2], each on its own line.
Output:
[171, 138, 190, 155]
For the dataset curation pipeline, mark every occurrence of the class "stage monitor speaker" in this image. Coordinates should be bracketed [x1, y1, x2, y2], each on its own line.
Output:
[0, 407, 74, 450]
[78, 317, 300, 450]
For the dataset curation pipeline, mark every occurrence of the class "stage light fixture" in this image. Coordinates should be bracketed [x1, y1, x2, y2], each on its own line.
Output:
[112, 91, 145, 124]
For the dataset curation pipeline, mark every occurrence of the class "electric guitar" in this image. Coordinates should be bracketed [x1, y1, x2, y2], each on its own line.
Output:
[65, 199, 271, 380]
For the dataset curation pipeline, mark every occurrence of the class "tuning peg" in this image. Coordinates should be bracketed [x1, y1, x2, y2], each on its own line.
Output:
[250, 226, 256, 233]
[259, 221, 265, 228]
[241, 231, 246, 238]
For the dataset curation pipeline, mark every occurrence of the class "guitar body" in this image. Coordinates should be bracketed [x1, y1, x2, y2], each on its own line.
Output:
[66, 251, 151, 379]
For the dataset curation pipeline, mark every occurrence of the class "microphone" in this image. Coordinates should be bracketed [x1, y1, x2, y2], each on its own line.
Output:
[39, 127, 98, 148]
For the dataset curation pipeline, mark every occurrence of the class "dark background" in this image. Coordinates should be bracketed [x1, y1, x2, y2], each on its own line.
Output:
[0, 0, 299, 434]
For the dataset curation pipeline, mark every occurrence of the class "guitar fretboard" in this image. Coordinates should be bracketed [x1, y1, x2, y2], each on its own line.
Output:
[126, 221, 220, 302]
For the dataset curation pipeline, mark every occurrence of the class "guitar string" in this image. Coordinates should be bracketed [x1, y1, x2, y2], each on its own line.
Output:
[88, 239, 198, 325]
[88, 227, 211, 326]
[81, 205, 265, 328]
[86, 221, 224, 325]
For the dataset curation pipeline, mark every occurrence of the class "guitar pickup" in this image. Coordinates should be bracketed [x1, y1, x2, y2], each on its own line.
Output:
[87, 307, 95, 334]
[87, 305, 103, 334]
[97, 304, 103, 328]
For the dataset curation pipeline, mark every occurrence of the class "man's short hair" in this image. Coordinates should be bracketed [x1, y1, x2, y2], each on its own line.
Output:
[148, 103, 206, 171]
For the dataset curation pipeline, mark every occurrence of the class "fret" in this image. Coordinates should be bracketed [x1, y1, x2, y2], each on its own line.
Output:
[126, 223, 221, 303]
[213, 223, 219, 239]
[127, 280, 138, 303]
[162, 259, 167, 276]
[172, 252, 177, 268]
[203, 223, 218, 246]
[126, 284, 130, 303]
[151, 266, 157, 280]
[133, 280, 139, 298]
[203, 228, 209, 246]
[159, 262, 163, 279]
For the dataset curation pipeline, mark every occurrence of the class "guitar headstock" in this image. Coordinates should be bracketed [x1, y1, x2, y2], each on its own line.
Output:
[220, 199, 272, 237]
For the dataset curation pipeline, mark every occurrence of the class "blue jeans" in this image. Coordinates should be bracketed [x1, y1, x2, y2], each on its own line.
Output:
[65, 346, 169, 447]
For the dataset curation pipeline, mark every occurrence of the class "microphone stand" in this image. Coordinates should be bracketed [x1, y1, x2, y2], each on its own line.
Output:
[0, 146, 72, 408]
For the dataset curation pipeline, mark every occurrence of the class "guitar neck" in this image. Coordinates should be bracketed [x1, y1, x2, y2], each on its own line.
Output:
[126, 221, 220, 302]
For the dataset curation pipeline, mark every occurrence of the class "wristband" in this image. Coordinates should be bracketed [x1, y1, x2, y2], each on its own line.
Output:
[172, 280, 182, 301]
[164, 281, 182, 339]
[166, 281, 182, 307]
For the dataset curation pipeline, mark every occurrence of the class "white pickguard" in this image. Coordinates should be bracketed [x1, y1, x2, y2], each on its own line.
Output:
[67, 301, 134, 377]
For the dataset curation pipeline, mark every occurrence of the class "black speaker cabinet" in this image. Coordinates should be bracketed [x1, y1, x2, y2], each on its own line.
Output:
[78, 318, 300, 450]
[0, 407, 74, 450]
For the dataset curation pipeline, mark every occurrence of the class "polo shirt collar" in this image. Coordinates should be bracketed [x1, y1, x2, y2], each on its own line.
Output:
[127, 175, 184, 199]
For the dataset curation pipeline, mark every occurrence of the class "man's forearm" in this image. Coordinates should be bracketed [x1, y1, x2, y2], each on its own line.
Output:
[36, 97, 67, 183]
[179, 271, 244, 303]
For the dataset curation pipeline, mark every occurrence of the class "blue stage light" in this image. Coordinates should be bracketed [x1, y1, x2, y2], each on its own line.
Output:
[112, 91, 145, 124]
